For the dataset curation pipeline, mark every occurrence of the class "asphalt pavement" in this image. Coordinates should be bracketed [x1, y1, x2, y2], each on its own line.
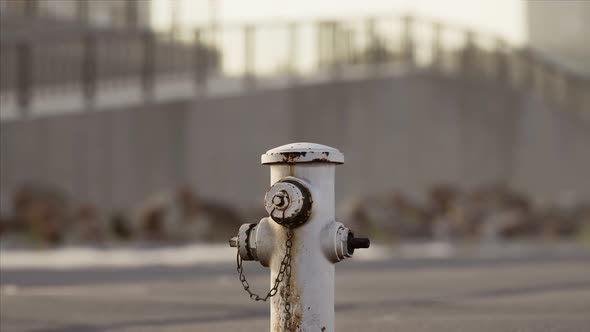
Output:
[1, 252, 590, 331]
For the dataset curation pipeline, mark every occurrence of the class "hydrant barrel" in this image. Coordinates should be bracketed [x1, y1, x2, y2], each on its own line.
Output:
[230, 142, 369, 332]
[263, 143, 345, 332]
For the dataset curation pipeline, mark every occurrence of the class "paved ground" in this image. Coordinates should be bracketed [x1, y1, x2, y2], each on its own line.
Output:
[1, 253, 590, 332]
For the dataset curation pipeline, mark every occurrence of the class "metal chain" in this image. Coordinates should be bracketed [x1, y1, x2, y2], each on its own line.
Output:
[236, 229, 295, 331]
[282, 230, 294, 331]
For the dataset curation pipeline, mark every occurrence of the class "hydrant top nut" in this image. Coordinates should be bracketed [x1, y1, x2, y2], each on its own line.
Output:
[272, 191, 289, 210]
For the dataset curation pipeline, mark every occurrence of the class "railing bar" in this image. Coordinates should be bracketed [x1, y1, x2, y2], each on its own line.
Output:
[141, 30, 155, 102]
[16, 42, 32, 117]
[82, 32, 97, 109]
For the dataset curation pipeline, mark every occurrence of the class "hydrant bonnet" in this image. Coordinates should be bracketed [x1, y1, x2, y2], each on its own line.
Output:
[261, 142, 344, 165]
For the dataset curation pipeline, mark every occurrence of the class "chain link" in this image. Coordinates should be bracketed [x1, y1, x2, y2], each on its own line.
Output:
[236, 229, 295, 331]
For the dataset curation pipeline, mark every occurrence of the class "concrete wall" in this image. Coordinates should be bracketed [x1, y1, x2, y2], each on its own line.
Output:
[287, 75, 522, 200]
[527, 0, 590, 75]
[1, 72, 589, 215]
[0, 100, 189, 212]
[510, 94, 590, 204]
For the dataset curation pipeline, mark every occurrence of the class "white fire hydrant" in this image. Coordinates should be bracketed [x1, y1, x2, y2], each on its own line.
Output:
[229, 143, 370, 332]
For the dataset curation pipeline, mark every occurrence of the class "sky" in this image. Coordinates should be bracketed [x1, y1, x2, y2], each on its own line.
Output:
[152, 0, 527, 44]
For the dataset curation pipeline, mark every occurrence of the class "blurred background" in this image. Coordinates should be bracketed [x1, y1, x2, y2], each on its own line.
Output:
[0, 0, 589, 254]
[1, 1, 590, 331]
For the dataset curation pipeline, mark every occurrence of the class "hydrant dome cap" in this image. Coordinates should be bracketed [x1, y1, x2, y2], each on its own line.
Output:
[261, 142, 344, 165]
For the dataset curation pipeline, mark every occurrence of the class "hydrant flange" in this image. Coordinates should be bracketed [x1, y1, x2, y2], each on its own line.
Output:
[234, 219, 274, 266]
[264, 177, 312, 228]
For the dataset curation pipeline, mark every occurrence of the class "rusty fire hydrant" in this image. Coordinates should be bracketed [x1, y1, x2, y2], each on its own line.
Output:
[229, 142, 370, 332]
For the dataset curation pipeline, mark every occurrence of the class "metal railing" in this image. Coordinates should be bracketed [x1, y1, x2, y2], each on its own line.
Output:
[1, 15, 588, 119]
[0, 0, 145, 29]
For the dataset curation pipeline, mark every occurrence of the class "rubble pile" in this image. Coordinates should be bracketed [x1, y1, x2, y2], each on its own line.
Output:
[1, 184, 589, 248]
[341, 184, 590, 242]
[0, 185, 242, 248]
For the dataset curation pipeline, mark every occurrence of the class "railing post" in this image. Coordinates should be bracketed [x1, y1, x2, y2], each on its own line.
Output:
[317, 22, 325, 70]
[565, 73, 589, 114]
[552, 66, 567, 107]
[460, 30, 477, 77]
[580, 79, 590, 115]
[194, 29, 209, 95]
[126, 0, 139, 29]
[24, 0, 38, 18]
[287, 22, 298, 83]
[540, 63, 554, 103]
[365, 18, 380, 75]
[330, 21, 342, 79]
[531, 60, 543, 97]
[431, 22, 443, 70]
[16, 42, 32, 117]
[141, 30, 155, 102]
[343, 28, 353, 66]
[568, 76, 585, 114]
[243, 25, 255, 89]
[401, 15, 415, 68]
[77, 0, 89, 26]
[518, 50, 533, 92]
[82, 31, 97, 109]
[494, 38, 508, 84]
[365, 18, 376, 63]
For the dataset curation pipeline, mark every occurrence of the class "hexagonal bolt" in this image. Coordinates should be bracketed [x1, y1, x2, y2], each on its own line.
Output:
[272, 191, 289, 210]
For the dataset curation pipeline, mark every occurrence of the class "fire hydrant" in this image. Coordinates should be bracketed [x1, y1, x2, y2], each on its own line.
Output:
[229, 142, 370, 332]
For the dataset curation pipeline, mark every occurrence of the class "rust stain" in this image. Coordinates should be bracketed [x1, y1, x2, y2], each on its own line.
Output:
[270, 151, 308, 164]
[288, 229, 303, 331]
[311, 158, 331, 163]
[267, 151, 337, 165]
